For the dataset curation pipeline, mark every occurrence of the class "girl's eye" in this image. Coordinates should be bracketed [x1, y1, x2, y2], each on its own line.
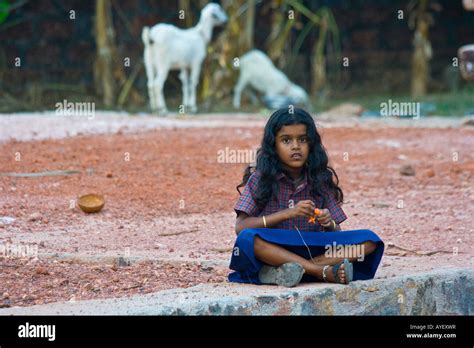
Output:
[282, 138, 290, 144]
[300, 137, 308, 143]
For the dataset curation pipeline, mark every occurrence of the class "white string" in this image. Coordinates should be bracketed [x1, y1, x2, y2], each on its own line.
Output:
[294, 224, 316, 264]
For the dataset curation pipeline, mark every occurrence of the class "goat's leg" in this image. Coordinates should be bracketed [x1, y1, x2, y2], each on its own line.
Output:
[186, 74, 194, 111]
[143, 47, 157, 112]
[154, 68, 169, 115]
[179, 68, 190, 113]
[147, 82, 157, 111]
[245, 88, 259, 105]
[188, 62, 201, 113]
[233, 74, 247, 109]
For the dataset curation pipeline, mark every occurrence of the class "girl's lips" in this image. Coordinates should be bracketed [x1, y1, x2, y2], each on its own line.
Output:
[291, 153, 303, 159]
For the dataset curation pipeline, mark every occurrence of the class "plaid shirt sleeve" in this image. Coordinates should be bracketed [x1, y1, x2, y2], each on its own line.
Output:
[234, 172, 262, 217]
[323, 186, 347, 225]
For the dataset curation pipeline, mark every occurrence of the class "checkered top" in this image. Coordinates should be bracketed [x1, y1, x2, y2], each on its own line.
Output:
[234, 170, 347, 231]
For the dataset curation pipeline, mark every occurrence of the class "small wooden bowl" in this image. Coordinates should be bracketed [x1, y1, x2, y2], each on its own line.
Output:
[77, 194, 105, 213]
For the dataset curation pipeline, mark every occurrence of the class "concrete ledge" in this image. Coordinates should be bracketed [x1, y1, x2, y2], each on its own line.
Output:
[38, 252, 229, 268]
[0, 268, 472, 315]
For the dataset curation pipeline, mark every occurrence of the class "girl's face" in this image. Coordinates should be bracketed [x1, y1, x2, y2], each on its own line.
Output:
[275, 124, 310, 173]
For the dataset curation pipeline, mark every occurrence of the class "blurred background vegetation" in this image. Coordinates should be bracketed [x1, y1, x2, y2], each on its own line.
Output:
[0, 0, 473, 115]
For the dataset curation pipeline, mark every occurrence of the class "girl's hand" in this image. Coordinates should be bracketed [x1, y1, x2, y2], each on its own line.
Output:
[287, 200, 315, 219]
[316, 208, 334, 227]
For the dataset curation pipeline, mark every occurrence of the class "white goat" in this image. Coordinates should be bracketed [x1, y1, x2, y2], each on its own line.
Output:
[233, 49, 309, 109]
[142, 3, 227, 115]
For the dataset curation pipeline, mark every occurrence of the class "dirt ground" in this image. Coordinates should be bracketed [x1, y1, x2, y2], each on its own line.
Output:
[0, 113, 473, 308]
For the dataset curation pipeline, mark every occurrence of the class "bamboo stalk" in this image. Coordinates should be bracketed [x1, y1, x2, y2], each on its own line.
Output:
[117, 61, 143, 107]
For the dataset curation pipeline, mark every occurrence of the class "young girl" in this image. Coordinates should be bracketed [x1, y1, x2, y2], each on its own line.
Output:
[229, 107, 384, 287]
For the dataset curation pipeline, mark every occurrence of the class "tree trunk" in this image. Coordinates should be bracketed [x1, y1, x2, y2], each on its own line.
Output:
[311, 14, 328, 95]
[411, 0, 432, 98]
[241, 0, 256, 51]
[265, 0, 294, 69]
[94, 0, 142, 108]
[199, 0, 247, 110]
[94, 0, 116, 107]
[179, 0, 193, 27]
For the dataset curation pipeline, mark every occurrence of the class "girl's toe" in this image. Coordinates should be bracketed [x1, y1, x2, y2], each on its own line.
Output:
[339, 265, 345, 283]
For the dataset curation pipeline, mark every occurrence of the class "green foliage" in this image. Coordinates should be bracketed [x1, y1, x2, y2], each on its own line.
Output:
[0, 0, 10, 24]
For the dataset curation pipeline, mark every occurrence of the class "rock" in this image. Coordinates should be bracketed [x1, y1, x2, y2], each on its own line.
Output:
[450, 166, 462, 174]
[35, 267, 49, 275]
[362, 286, 379, 292]
[0, 216, 16, 225]
[400, 165, 416, 176]
[106, 172, 113, 178]
[371, 202, 390, 208]
[115, 256, 131, 267]
[425, 169, 435, 178]
[28, 212, 42, 222]
[462, 118, 474, 127]
[0, 300, 11, 308]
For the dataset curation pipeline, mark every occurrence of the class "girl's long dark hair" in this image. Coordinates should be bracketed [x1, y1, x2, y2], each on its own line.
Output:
[236, 107, 344, 209]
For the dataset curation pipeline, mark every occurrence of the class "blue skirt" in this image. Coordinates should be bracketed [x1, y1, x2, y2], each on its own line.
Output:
[228, 228, 384, 284]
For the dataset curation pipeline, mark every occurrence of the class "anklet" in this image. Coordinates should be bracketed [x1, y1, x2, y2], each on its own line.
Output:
[322, 265, 329, 282]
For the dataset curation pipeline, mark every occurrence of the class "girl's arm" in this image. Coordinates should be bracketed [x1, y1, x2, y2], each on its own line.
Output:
[317, 208, 342, 232]
[235, 200, 315, 235]
[235, 210, 291, 235]
[322, 221, 341, 232]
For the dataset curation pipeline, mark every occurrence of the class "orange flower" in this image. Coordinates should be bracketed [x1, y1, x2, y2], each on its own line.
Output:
[308, 208, 322, 224]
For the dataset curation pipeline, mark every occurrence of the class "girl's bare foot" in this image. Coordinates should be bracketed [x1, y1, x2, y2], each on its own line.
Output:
[322, 259, 353, 284]
[325, 263, 346, 283]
